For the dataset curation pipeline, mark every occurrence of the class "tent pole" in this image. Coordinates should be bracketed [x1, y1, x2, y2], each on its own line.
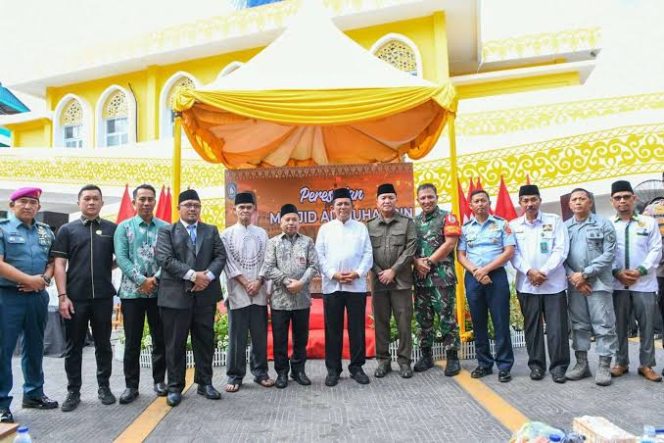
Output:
[172, 114, 182, 217]
[447, 116, 467, 340]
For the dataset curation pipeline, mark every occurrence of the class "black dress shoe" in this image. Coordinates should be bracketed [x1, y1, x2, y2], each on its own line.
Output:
[154, 382, 167, 397]
[529, 368, 545, 380]
[350, 369, 370, 385]
[98, 387, 116, 405]
[119, 388, 139, 405]
[61, 391, 80, 412]
[275, 373, 288, 389]
[291, 371, 311, 386]
[552, 372, 567, 384]
[22, 394, 58, 409]
[325, 373, 339, 387]
[399, 363, 413, 379]
[197, 384, 221, 400]
[166, 392, 182, 407]
[471, 366, 493, 379]
[0, 408, 14, 423]
[374, 362, 392, 378]
[498, 370, 512, 383]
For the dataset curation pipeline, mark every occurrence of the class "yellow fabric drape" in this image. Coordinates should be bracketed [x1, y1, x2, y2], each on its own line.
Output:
[173, 83, 457, 168]
[173, 84, 456, 125]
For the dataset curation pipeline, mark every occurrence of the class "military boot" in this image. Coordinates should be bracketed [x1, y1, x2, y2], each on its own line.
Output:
[595, 356, 612, 386]
[444, 350, 461, 377]
[565, 351, 592, 381]
[414, 347, 434, 372]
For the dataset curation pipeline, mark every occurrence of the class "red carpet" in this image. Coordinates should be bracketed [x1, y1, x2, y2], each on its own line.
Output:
[267, 297, 375, 360]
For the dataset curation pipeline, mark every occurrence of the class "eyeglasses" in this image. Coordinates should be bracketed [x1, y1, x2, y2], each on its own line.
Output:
[612, 194, 633, 201]
[181, 203, 202, 209]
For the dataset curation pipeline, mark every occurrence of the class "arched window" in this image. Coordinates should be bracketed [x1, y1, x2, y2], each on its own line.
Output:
[96, 85, 136, 147]
[53, 94, 92, 148]
[62, 100, 83, 147]
[103, 91, 128, 146]
[160, 72, 198, 139]
[370, 34, 422, 77]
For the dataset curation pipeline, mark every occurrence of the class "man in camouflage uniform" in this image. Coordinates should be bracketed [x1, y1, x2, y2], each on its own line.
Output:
[412, 183, 462, 376]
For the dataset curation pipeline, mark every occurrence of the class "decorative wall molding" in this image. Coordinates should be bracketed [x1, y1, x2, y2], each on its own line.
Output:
[414, 122, 664, 202]
[481, 27, 601, 63]
[455, 92, 664, 136]
[0, 156, 225, 190]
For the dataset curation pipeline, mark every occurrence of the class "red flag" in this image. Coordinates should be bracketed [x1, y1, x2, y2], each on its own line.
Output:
[476, 176, 483, 190]
[457, 177, 471, 222]
[466, 177, 476, 203]
[155, 185, 167, 220]
[116, 184, 135, 223]
[162, 187, 173, 223]
[494, 176, 518, 221]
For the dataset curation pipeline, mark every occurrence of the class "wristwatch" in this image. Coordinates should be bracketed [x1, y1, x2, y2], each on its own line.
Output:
[42, 274, 52, 285]
[189, 272, 197, 283]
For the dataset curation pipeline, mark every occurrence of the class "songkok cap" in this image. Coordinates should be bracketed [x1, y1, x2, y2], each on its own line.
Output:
[280, 204, 298, 218]
[332, 187, 352, 201]
[234, 192, 255, 205]
[178, 189, 200, 204]
[10, 187, 42, 202]
[376, 183, 396, 197]
[611, 180, 634, 196]
[518, 185, 540, 197]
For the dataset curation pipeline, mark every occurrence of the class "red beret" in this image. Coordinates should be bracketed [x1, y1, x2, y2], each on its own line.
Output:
[10, 187, 42, 202]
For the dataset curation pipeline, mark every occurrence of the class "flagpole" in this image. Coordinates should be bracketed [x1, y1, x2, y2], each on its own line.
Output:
[172, 113, 182, 218]
[447, 116, 467, 340]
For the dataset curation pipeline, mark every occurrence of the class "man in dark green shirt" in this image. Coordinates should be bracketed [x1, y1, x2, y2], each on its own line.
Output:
[367, 183, 417, 378]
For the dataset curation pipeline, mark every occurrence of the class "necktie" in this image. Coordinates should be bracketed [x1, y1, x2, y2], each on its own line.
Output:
[187, 224, 197, 247]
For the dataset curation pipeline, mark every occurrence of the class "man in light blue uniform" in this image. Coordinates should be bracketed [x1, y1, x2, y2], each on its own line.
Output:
[458, 189, 516, 383]
[564, 188, 617, 386]
[0, 187, 59, 423]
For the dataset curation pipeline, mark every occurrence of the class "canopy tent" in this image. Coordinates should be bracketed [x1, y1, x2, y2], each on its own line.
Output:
[172, 0, 456, 169]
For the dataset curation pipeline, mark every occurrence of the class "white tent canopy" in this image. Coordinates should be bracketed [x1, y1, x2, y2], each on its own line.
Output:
[203, 0, 437, 91]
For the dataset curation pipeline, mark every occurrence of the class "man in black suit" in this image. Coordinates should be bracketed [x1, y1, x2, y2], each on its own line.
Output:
[155, 189, 226, 407]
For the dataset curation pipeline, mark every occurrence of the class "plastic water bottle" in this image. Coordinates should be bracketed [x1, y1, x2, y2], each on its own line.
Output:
[640, 425, 657, 443]
[13, 426, 32, 443]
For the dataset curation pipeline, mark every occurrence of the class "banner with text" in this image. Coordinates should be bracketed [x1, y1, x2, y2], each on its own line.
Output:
[225, 163, 414, 240]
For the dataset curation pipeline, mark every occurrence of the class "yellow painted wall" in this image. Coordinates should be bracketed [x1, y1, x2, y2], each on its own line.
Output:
[455, 71, 580, 99]
[8, 119, 51, 147]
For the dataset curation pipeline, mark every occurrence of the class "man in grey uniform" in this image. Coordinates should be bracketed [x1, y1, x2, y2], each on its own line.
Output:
[564, 188, 618, 386]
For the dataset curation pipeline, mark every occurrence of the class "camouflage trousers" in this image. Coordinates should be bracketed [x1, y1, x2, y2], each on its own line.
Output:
[414, 285, 460, 350]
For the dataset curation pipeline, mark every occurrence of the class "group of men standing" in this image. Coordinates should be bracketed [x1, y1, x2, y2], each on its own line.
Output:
[509, 181, 663, 387]
[0, 177, 662, 424]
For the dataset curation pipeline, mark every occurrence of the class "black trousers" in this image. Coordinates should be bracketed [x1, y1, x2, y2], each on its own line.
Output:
[226, 304, 269, 384]
[64, 297, 113, 393]
[160, 302, 215, 393]
[121, 298, 166, 389]
[323, 291, 366, 375]
[517, 291, 570, 376]
[271, 308, 310, 375]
